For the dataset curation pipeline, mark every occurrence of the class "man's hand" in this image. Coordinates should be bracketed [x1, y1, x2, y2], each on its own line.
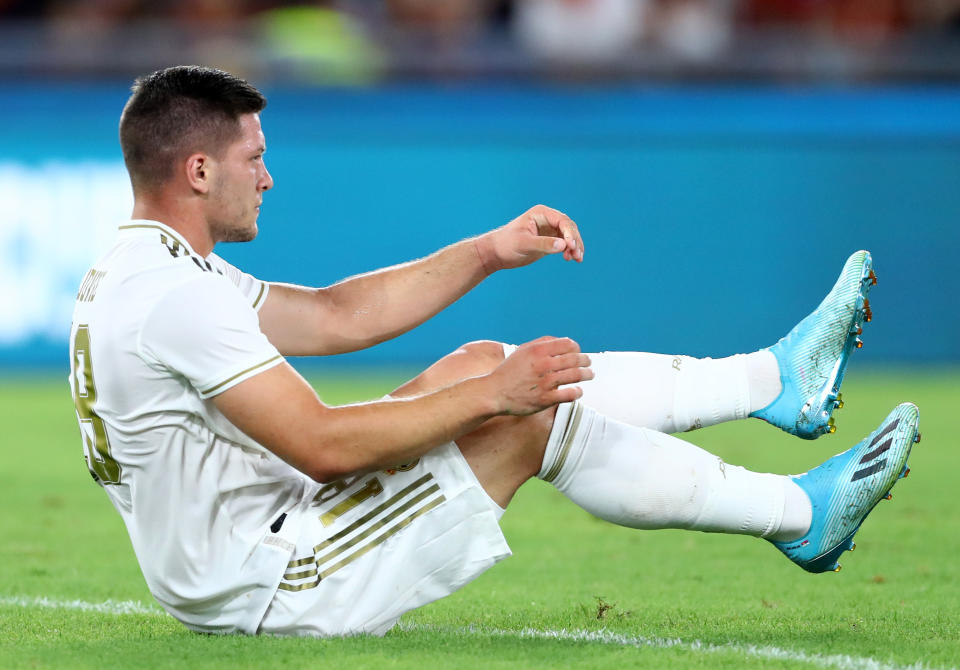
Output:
[486, 336, 593, 415]
[474, 205, 584, 273]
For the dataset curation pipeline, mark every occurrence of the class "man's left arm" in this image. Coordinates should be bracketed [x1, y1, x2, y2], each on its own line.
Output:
[257, 204, 584, 356]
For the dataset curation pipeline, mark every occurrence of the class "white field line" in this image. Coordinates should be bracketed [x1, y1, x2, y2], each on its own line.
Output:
[0, 595, 163, 616]
[2, 595, 953, 670]
[398, 623, 956, 670]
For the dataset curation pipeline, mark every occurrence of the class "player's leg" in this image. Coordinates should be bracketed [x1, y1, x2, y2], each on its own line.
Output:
[451, 386, 917, 574]
[395, 250, 875, 441]
[390, 340, 507, 398]
[503, 400, 919, 571]
[534, 346, 780, 435]
[386, 341, 552, 508]
[567, 250, 876, 437]
[533, 399, 918, 572]
[402, 363, 807, 543]
[391, 339, 778, 437]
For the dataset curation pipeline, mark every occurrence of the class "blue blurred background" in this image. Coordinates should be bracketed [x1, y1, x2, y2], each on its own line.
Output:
[3, 0, 960, 372]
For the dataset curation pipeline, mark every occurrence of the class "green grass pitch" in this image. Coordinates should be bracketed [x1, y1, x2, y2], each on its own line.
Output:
[1, 368, 958, 669]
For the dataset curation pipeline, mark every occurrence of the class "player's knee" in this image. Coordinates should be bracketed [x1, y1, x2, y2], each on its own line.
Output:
[391, 341, 506, 398]
[453, 340, 506, 368]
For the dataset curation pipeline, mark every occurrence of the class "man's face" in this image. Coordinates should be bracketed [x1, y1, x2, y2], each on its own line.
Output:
[207, 113, 273, 244]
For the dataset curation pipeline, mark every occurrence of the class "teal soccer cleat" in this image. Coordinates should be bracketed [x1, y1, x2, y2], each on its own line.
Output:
[771, 403, 919, 574]
[751, 250, 877, 439]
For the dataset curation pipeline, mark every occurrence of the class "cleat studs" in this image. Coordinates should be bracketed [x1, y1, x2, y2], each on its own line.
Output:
[828, 425, 837, 434]
[855, 338, 863, 349]
[869, 269, 878, 286]
[884, 493, 893, 501]
[864, 299, 873, 322]
[857, 326, 863, 336]
[850, 542, 856, 552]
[903, 468, 911, 478]
[834, 564, 843, 572]
[914, 432, 922, 444]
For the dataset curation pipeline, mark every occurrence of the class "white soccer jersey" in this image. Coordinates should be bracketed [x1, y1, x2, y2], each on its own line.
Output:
[68, 219, 309, 634]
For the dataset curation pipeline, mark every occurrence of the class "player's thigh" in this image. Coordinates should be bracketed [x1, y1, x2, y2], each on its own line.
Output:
[259, 442, 510, 637]
[391, 340, 505, 398]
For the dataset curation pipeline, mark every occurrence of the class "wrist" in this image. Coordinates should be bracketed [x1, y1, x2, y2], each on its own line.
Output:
[472, 234, 501, 276]
[461, 374, 504, 419]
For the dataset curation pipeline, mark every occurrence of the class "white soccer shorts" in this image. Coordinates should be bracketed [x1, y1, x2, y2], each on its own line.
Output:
[258, 442, 511, 637]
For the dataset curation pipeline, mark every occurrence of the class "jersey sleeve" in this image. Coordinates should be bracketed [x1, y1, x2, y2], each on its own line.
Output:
[139, 274, 284, 399]
[206, 253, 270, 312]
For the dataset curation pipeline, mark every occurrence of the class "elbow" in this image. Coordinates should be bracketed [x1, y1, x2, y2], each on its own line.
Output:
[304, 463, 347, 484]
[300, 442, 358, 483]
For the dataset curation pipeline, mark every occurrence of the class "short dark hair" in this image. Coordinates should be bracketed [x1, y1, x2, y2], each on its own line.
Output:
[119, 65, 267, 192]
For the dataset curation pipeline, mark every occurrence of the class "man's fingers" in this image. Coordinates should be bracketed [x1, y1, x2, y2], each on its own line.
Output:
[551, 386, 584, 404]
[547, 367, 594, 389]
[558, 218, 584, 261]
[525, 235, 565, 256]
[523, 335, 559, 347]
[534, 336, 580, 357]
[549, 352, 591, 372]
[529, 208, 583, 262]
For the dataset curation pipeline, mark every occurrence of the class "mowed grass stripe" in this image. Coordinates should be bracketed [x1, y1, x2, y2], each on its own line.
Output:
[4, 595, 954, 670]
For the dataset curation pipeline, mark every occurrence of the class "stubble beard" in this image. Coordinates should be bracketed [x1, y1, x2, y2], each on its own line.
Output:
[208, 175, 258, 244]
[211, 218, 257, 243]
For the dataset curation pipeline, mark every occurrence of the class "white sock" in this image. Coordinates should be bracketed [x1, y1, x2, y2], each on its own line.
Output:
[539, 402, 811, 539]
[502, 345, 781, 433]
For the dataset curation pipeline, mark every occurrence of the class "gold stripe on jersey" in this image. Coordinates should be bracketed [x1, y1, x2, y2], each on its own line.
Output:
[312, 474, 433, 554]
[541, 402, 583, 483]
[285, 475, 432, 570]
[284, 566, 318, 581]
[199, 355, 283, 395]
[320, 477, 384, 527]
[318, 495, 444, 579]
[278, 494, 445, 592]
[278, 474, 444, 592]
[286, 556, 314, 569]
[313, 483, 441, 566]
[252, 282, 267, 310]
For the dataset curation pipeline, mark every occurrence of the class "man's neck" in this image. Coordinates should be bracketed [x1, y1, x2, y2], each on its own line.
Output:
[132, 197, 215, 257]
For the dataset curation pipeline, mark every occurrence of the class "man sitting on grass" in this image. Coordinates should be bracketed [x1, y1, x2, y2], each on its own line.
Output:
[68, 65, 919, 636]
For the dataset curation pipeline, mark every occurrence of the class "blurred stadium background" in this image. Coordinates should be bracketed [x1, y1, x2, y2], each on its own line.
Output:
[2, 0, 960, 374]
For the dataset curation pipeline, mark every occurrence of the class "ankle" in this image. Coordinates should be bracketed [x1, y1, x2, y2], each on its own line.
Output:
[746, 350, 782, 412]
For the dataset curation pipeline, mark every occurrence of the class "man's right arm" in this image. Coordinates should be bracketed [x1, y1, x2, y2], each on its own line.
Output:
[212, 337, 592, 482]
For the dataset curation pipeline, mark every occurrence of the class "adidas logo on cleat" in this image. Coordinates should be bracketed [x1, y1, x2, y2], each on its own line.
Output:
[850, 419, 899, 481]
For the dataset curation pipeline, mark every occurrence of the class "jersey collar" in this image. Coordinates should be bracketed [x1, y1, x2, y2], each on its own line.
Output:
[118, 220, 201, 257]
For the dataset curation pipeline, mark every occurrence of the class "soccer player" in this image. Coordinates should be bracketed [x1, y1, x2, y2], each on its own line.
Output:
[69, 65, 919, 637]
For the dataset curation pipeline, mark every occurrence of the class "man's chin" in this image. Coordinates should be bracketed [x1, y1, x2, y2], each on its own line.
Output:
[214, 223, 258, 244]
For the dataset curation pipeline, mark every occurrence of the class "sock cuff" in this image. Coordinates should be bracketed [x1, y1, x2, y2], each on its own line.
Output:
[538, 401, 587, 483]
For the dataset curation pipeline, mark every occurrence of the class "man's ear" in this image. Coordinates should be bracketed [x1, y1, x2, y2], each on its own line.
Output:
[184, 153, 212, 194]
